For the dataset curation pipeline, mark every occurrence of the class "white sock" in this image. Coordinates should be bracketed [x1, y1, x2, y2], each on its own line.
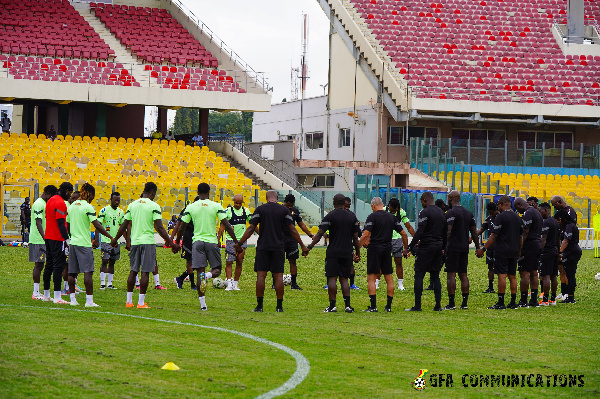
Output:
[74, 278, 78, 286]
[64, 281, 69, 291]
[375, 279, 379, 288]
[135, 276, 140, 285]
[233, 280, 238, 288]
[44, 289, 50, 297]
[205, 272, 213, 279]
[100, 272, 106, 285]
[138, 294, 146, 306]
[107, 274, 114, 286]
[70, 293, 76, 302]
[33, 283, 40, 295]
[126, 291, 133, 304]
[199, 296, 206, 308]
[398, 278, 404, 287]
[54, 290, 61, 300]
[86, 295, 93, 305]
[153, 274, 160, 287]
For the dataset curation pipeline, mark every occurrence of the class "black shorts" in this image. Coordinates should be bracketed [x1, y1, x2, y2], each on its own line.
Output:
[486, 249, 495, 268]
[325, 257, 353, 278]
[562, 248, 581, 270]
[366, 246, 392, 275]
[494, 257, 518, 275]
[518, 246, 541, 272]
[539, 251, 558, 276]
[444, 250, 468, 273]
[254, 250, 285, 274]
[414, 245, 443, 273]
[181, 237, 193, 261]
[284, 240, 299, 260]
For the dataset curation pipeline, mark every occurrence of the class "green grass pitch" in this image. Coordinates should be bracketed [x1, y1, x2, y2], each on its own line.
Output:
[1, 246, 599, 398]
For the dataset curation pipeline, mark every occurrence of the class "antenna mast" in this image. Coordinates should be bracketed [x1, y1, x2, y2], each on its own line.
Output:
[299, 13, 309, 160]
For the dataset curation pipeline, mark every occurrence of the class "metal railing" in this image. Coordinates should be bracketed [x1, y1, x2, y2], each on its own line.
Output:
[168, 0, 271, 93]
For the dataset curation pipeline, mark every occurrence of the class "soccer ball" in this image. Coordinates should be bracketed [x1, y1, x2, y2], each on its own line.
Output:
[283, 274, 292, 286]
[412, 377, 426, 391]
[22, 242, 29, 248]
[212, 278, 226, 289]
[595, 272, 600, 281]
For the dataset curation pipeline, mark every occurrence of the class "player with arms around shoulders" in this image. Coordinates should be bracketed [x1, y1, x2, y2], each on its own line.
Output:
[175, 183, 238, 311]
[404, 192, 447, 312]
[98, 192, 127, 290]
[66, 183, 113, 307]
[111, 182, 179, 309]
[538, 202, 560, 306]
[477, 201, 499, 294]
[172, 197, 199, 290]
[235, 190, 309, 313]
[218, 194, 252, 291]
[555, 208, 581, 304]
[444, 190, 480, 310]
[280, 194, 314, 290]
[381, 198, 415, 291]
[359, 197, 408, 312]
[29, 185, 57, 300]
[306, 193, 361, 313]
[476, 196, 523, 310]
[42, 182, 73, 304]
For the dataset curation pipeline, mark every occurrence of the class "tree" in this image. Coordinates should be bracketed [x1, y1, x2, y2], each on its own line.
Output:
[208, 111, 254, 141]
[170, 109, 254, 141]
[170, 108, 199, 135]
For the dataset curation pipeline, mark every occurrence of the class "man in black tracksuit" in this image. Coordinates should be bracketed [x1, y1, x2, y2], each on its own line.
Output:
[404, 192, 447, 312]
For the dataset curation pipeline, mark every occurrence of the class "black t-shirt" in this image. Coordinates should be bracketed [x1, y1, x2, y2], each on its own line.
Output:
[446, 206, 476, 252]
[408, 205, 447, 250]
[521, 206, 543, 250]
[283, 206, 303, 241]
[481, 214, 496, 250]
[178, 206, 195, 242]
[20, 202, 31, 221]
[364, 210, 403, 249]
[541, 216, 560, 254]
[491, 209, 523, 258]
[250, 202, 294, 251]
[319, 208, 360, 258]
[564, 206, 578, 224]
[562, 222, 580, 254]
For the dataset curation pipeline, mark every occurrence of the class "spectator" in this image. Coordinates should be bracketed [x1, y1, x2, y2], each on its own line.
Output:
[4, 202, 9, 219]
[164, 131, 175, 141]
[20, 197, 31, 241]
[152, 130, 163, 140]
[1, 111, 11, 133]
[192, 132, 204, 147]
[47, 125, 57, 140]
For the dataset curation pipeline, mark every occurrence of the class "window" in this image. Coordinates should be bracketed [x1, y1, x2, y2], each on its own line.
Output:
[297, 174, 335, 188]
[517, 131, 573, 150]
[388, 126, 403, 145]
[388, 126, 439, 145]
[305, 132, 324, 150]
[339, 128, 351, 147]
[451, 129, 506, 148]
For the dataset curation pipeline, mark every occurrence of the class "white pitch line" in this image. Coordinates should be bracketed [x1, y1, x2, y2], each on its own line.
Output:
[0, 304, 310, 399]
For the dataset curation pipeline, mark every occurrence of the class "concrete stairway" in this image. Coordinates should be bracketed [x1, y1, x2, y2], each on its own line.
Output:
[72, 2, 151, 88]
[219, 155, 272, 191]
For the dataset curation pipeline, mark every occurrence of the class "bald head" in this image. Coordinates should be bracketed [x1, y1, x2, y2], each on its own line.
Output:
[266, 190, 278, 202]
[233, 194, 243, 209]
[448, 190, 461, 206]
[551, 195, 565, 209]
[513, 197, 529, 214]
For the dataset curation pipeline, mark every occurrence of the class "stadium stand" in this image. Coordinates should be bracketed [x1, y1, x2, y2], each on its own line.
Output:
[1, 56, 139, 86]
[0, 0, 114, 60]
[91, 3, 218, 67]
[147, 65, 245, 92]
[349, 0, 600, 105]
[432, 170, 600, 225]
[0, 132, 265, 225]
